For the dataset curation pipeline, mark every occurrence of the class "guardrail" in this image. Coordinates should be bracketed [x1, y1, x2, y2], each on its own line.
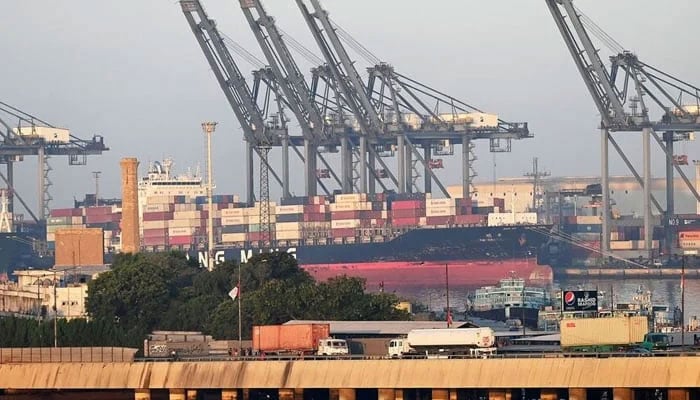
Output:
[0, 347, 138, 363]
[133, 350, 700, 362]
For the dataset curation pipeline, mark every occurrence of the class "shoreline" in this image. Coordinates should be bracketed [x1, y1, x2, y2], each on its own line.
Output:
[555, 267, 699, 279]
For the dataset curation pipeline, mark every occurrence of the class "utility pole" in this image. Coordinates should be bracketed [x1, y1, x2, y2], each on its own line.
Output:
[445, 263, 450, 328]
[524, 157, 550, 213]
[92, 171, 101, 207]
[201, 122, 217, 271]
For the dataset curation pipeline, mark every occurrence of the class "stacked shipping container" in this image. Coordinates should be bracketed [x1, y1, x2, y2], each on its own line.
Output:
[48, 206, 119, 252]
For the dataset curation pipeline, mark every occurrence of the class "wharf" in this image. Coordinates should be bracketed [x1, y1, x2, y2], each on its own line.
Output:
[555, 268, 700, 279]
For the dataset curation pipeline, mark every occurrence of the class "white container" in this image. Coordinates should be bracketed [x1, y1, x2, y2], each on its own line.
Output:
[144, 204, 172, 213]
[71, 216, 84, 224]
[407, 328, 495, 349]
[514, 212, 537, 225]
[487, 213, 515, 226]
[222, 233, 247, 243]
[142, 220, 168, 230]
[426, 206, 456, 217]
[174, 210, 201, 219]
[222, 216, 247, 226]
[221, 208, 244, 218]
[331, 219, 361, 229]
[335, 193, 367, 203]
[275, 205, 304, 215]
[168, 219, 201, 228]
[276, 222, 302, 232]
[426, 198, 455, 208]
[330, 202, 366, 212]
[168, 227, 196, 236]
[276, 230, 302, 240]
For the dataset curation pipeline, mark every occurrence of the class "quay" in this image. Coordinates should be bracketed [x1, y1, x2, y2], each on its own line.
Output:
[556, 268, 700, 279]
[1, 357, 700, 400]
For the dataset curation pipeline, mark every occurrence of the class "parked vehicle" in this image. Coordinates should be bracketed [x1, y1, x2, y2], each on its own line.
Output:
[252, 324, 348, 356]
[388, 328, 496, 358]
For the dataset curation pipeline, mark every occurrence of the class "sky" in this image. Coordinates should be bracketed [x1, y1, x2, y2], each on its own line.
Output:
[1, 0, 699, 212]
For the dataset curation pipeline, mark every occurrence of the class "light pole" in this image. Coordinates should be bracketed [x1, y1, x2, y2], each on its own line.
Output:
[238, 262, 242, 354]
[681, 250, 696, 348]
[92, 171, 101, 207]
[201, 122, 217, 271]
[445, 263, 450, 328]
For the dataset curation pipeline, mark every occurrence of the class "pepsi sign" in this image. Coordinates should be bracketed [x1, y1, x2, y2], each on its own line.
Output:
[562, 290, 598, 312]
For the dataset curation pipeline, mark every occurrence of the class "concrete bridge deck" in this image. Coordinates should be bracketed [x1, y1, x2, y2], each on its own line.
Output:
[1, 358, 700, 399]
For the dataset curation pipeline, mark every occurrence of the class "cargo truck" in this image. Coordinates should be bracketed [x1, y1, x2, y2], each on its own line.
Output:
[252, 324, 348, 356]
[560, 316, 669, 352]
[388, 328, 496, 358]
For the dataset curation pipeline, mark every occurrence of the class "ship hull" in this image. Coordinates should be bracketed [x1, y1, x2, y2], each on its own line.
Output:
[193, 225, 554, 289]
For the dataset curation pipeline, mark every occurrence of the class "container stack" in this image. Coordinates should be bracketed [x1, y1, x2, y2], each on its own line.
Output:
[275, 205, 304, 245]
[388, 193, 426, 228]
[48, 206, 120, 253]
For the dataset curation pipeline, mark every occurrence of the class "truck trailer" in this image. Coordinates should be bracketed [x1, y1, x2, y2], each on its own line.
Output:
[560, 316, 669, 352]
[252, 324, 348, 356]
[389, 328, 496, 358]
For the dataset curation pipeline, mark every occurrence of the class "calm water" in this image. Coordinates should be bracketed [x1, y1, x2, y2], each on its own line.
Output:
[394, 277, 700, 322]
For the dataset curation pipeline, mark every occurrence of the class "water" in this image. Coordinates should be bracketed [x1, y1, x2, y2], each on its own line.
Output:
[395, 277, 700, 323]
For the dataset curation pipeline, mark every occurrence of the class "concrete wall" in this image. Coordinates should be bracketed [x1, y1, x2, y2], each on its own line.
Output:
[55, 228, 104, 266]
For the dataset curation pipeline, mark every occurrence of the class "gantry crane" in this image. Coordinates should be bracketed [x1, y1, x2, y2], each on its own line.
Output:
[297, 0, 531, 199]
[239, 0, 337, 198]
[546, 0, 700, 258]
[181, 0, 292, 246]
[0, 101, 107, 224]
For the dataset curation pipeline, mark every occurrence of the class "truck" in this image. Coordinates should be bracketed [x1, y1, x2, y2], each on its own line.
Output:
[252, 324, 348, 356]
[388, 328, 496, 358]
[560, 316, 670, 352]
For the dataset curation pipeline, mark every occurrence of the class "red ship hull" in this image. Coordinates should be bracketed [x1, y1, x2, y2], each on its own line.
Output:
[302, 259, 553, 289]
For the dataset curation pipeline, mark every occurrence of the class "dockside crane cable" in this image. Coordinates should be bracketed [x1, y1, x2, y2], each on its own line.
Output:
[220, 33, 266, 69]
[277, 27, 326, 67]
[0, 101, 55, 128]
[574, 6, 625, 54]
[329, 18, 380, 65]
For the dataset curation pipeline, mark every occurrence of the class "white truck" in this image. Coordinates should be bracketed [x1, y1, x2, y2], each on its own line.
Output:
[388, 328, 496, 358]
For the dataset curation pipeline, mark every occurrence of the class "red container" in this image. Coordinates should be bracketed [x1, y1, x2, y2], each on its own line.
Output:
[85, 206, 113, 216]
[360, 211, 382, 219]
[85, 213, 117, 224]
[169, 235, 193, 246]
[392, 217, 419, 227]
[143, 228, 168, 238]
[427, 216, 454, 226]
[143, 236, 167, 246]
[304, 204, 324, 213]
[304, 213, 329, 222]
[456, 205, 472, 215]
[454, 214, 486, 225]
[331, 228, 356, 238]
[455, 198, 473, 206]
[391, 200, 424, 210]
[143, 211, 174, 221]
[253, 324, 330, 354]
[493, 198, 505, 210]
[331, 211, 361, 220]
[391, 208, 424, 218]
[50, 208, 82, 218]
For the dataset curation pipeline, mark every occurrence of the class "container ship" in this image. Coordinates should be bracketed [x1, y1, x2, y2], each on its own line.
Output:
[37, 159, 555, 288]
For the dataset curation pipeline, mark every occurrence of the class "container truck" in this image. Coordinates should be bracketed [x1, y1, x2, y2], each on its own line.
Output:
[560, 316, 669, 352]
[252, 324, 348, 356]
[388, 328, 496, 358]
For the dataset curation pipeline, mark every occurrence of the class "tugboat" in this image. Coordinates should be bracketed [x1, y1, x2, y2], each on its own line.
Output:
[467, 273, 552, 329]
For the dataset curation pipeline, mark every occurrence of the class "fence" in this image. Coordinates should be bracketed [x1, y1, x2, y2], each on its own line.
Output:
[0, 347, 138, 363]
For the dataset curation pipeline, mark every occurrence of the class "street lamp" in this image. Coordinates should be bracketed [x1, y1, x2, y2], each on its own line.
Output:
[201, 121, 217, 272]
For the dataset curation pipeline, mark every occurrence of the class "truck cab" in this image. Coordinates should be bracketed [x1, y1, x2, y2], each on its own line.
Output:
[388, 338, 413, 358]
[642, 333, 670, 350]
[317, 338, 349, 356]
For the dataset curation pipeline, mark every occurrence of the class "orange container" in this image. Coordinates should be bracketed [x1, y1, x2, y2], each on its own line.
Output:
[252, 324, 330, 353]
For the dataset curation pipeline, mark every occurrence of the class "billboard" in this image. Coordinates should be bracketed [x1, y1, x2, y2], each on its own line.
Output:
[562, 290, 598, 312]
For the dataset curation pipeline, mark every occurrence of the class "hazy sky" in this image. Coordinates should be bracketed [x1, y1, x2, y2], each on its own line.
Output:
[1, 0, 698, 211]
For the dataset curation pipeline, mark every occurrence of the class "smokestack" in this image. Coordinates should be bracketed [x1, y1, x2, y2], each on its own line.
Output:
[120, 157, 140, 253]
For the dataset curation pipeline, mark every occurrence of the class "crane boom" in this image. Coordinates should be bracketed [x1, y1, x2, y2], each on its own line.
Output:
[180, 0, 269, 144]
[240, 0, 327, 142]
[295, 0, 383, 136]
[545, 0, 626, 128]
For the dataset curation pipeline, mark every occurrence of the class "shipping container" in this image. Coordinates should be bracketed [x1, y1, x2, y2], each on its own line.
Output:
[426, 216, 455, 226]
[85, 214, 117, 225]
[391, 209, 424, 218]
[168, 227, 196, 236]
[222, 216, 247, 226]
[173, 210, 201, 219]
[221, 208, 245, 218]
[141, 220, 169, 230]
[455, 214, 486, 225]
[276, 230, 302, 240]
[275, 205, 305, 215]
[303, 204, 326, 214]
[335, 193, 367, 203]
[329, 202, 369, 212]
[390, 200, 424, 210]
[426, 198, 455, 208]
[143, 211, 174, 221]
[277, 214, 303, 223]
[143, 228, 168, 238]
[392, 217, 419, 227]
[222, 233, 247, 243]
[252, 324, 331, 354]
[331, 219, 361, 229]
[331, 211, 362, 220]
[576, 215, 601, 224]
[50, 208, 83, 218]
[304, 213, 329, 222]
[331, 228, 356, 238]
[47, 216, 73, 225]
[426, 206, 456, 217]
[560, 316, 649, 348]
[487, 213, 515, 227]
[168, 218, 204, 229]
[169, 235, 194, 246]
